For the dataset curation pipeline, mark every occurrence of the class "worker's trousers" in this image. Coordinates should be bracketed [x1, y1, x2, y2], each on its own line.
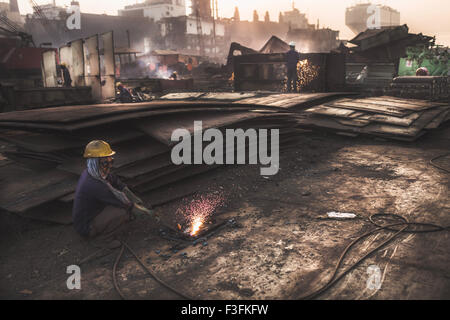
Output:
[88, 206, 132, 244]
[287, 68, 298, 92]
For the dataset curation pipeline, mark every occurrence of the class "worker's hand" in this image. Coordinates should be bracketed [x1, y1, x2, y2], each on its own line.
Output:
[131, 203, 152, 216]
[124, 187, 144, 205]
[132, 203, 160, 223]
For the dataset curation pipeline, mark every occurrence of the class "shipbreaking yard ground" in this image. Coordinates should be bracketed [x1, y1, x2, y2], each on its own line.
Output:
[0, 121, 449, 300]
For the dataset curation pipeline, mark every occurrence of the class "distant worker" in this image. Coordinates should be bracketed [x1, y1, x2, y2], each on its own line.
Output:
[416, 67, 429, 76]
[60, 62, 72, 87]
[356, 65, 369, 84]
[286, 42, 300, 92]
[186, 58, 193, 74]
[116, 82, 133, 103]
[170, 71, 178, 80]
[148, 62, 156, 76]
[73, 140, 159, 248]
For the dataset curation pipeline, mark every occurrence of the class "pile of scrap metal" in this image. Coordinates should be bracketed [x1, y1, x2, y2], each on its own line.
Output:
[117, 78, 194, 97]
[345, 62, 397, 92]
[201, 36, 292, 92]
[233, 52, 346, 92]
[226, 36, 290, 71]
[299, 96, 450, 141]
[0, 85, 94, 113]
[259, 36, 291, 54]
[226, 42, 258, 71]
[347, 25, 434, 61]
[343, 25, 436, 92]
[388, 76, 449, 101]
[0, 91, 352, 223]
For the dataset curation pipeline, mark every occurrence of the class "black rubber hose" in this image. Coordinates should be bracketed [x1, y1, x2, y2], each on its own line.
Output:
[112, 241, 193, 300]
[298, 214, 449, 300]
[430, 152, 450, 174]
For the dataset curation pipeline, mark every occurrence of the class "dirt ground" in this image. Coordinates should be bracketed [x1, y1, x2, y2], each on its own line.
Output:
[0, 123, 449, 300]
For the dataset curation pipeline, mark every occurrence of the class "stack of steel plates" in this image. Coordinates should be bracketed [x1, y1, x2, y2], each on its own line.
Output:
[299, 96, 450, 141]
[0, 92, 352, 223]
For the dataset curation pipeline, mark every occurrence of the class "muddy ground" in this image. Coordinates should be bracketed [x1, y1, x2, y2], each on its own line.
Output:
[0, 124, 449, 300]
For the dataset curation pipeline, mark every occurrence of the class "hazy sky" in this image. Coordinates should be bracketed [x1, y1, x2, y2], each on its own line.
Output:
[12, 0, 450, 45]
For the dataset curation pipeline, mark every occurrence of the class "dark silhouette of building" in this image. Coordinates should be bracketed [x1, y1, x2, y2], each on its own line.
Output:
[287, 27, 340, 53]
[233, 7, 240, 22]
[9, 0, 19, 12]
[25, 3, 158, 53]
[191, 0, 212, 18]
[253, 10, 259, 22]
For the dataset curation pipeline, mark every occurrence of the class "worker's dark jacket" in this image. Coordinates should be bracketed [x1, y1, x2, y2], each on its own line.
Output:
[73, 169, 130, 236]
[61, 66, 72, 87]
[286, 49, 300, 70]
[118, 86, 133, 103]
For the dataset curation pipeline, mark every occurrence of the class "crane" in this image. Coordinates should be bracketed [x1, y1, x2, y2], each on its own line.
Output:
[0, 11, 35, 47]
[195, 8, 205, 56]
[28, 0, 62, 44]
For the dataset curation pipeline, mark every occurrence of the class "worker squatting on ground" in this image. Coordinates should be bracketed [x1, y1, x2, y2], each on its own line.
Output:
[60, 63, 72, 87]
[286, 42, 300, 92]
[170, 71, 178, 80]
[116, 82, 134, 103]
[72, 140, 160, 249]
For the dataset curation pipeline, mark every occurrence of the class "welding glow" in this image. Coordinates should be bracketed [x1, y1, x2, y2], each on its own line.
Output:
[190, 217, 204, 236]
[284, 59, 320, 92]
[296, 59, 320, 89]
[176, 192, 225, 237]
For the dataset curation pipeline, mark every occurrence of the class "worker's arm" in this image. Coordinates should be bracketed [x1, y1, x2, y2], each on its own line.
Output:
[131, 203, 160, 222]
[92, 180, 132, 210]
[108, 174, 128, 191]
[109, 174, 149, 206]
[126, 188, 159, 222]
[123, 186, 145, 206]
[107, 174, 158, 220]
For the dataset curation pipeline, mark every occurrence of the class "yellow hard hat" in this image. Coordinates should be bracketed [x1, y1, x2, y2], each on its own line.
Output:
[61, 62, 67, 67]
[116, 82, 122, 87]
[83, 140, 116, 158]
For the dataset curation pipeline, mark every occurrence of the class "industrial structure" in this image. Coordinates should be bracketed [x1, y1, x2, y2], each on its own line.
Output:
[0, 0, 22, 25]
[0, 0, 49, 87]
[24, 1, 158, 53]
[3, 0, 346, 60]
[118, 0, 187, 21]
[346, 2, 401, 35]
[287, 26, 341, 53]
[157, 0, 226, 57]
[279, 5, 313, 29]
[226, 5, 341, 53]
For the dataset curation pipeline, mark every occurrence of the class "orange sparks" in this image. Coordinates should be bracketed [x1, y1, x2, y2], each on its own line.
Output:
[176, 192, 226, 237]
[283, 59, 320, 93]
